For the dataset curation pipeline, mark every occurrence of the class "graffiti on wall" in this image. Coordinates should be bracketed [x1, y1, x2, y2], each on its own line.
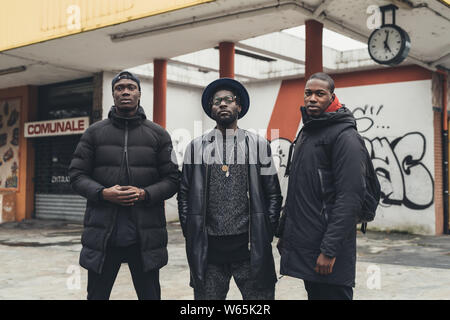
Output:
[269, 104, 434, 210]
[0, 99, 20, 189]
[353, 104, 434, 210]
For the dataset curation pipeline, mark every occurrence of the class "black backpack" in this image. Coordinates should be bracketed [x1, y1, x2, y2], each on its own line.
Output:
[357, 150, 381, 233]
[282, 127, 381, 234]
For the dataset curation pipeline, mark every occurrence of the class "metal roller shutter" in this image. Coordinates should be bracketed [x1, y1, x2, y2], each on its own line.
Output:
[34, 135, 87, 222]
[34, 78, 92, 222]
[35, 194, 86, 222]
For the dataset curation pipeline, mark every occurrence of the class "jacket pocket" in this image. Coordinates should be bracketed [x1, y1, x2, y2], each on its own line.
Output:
[318, 168, 336, 198]
[317, 168, 335, 223]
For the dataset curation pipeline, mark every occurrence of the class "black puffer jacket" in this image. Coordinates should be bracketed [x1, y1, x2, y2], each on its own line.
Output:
[279, 106, 366, 287]
[177, 129, 282, 289]
[69, 106, 180, 274]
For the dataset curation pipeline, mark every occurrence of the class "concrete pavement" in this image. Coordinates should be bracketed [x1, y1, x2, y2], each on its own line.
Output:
[0, 219, 449, 300]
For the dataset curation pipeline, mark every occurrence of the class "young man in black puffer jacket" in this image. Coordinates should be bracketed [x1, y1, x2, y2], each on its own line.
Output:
[69, 71, 180, 300]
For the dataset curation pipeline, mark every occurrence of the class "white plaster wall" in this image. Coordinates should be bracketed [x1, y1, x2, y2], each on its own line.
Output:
[165, 83, 203, 221]
[238, 80, 282, 133]
[335, 80, 435, 234]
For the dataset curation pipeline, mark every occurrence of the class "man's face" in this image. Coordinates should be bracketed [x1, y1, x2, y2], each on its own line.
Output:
[210, 90, 241, 126]
[304, 79, 335, 117]
[113, 78, 141, 114]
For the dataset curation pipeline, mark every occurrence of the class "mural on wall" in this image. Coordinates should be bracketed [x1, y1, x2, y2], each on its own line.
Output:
[352, 104, 434, 210]
[0, 99, 20, 189]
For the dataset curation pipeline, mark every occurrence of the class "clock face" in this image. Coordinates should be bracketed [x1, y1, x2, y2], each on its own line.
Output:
[368, 25, 410, 65]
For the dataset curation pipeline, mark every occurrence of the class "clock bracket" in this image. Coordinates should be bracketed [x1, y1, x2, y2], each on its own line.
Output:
[380, 4, 399, 27]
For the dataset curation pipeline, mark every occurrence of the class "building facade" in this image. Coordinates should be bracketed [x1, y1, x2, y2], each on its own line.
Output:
[0, 0, 449, 235]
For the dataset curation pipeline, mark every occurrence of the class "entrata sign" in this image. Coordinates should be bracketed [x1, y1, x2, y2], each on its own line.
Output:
[25, 117, 89, 138]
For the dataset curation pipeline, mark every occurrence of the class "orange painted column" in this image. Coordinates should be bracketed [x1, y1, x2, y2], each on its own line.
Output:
[305, 20, 323, 80]
[153, 59, 167, 128]
[219, 42, 235, 78]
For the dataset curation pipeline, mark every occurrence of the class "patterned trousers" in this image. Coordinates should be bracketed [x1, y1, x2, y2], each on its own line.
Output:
[193, 259, 275, 300]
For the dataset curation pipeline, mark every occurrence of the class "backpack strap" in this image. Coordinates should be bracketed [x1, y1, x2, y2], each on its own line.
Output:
[361, 222, 368, 234]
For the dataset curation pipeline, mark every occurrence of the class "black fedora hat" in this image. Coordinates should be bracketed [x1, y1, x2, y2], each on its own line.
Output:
[201, 78, 250, 119]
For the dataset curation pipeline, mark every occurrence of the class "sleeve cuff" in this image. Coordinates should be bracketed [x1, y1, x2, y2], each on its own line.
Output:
[97, 188, 105, 201]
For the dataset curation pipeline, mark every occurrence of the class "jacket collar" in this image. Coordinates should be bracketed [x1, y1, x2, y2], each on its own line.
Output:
[300, 105, 356, 131]
[108, 106, 147, 128]
[202, 127, 246, 143]
[201, 128, 248, 163]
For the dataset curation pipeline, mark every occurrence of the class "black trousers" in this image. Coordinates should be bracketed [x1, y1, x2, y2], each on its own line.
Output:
[87, 244, 161, 300]
[194, 260, 275, 300]
[304, 280, 353, 300]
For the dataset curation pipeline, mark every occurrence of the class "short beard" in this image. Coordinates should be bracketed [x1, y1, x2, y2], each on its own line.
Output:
[213, 111, 238, 127]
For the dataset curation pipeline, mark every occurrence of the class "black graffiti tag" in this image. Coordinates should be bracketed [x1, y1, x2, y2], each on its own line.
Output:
[365, 133, 434, 210]
[351, 105, 434, 210]
[270, 132, 434, 210]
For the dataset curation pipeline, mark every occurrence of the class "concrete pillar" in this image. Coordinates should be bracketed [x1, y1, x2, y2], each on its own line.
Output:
[153, 59, 167, 128]
[305, 20, 323, 80]
[219, 42, 235, 78]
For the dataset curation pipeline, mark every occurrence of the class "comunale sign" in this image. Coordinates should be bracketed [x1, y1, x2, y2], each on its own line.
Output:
[24, 117, 89, 138]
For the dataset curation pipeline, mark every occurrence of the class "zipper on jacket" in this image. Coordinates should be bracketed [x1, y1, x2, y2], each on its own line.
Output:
[246, 136, 251, 251]
[203, 141, 211, 232]
[124, 121, 132, 183]
[247, 173, 251, 251]
[203, 164, 209, 232]
[100, 120, 128, 272]
[124, 121, 139, 237]
[317, 169, 329, 223]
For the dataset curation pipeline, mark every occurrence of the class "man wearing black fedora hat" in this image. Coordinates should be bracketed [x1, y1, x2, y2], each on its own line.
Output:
[177, 78, 282, 300]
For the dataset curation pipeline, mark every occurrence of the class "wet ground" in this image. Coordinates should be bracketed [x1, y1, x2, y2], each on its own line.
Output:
[0, 219, 449, 300]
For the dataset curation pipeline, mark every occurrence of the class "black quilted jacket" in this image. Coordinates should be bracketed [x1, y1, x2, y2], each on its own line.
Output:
[69, 106, 180, 274]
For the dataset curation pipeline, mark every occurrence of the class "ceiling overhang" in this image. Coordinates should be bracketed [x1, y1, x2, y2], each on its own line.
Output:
[0, 0, 449, 89]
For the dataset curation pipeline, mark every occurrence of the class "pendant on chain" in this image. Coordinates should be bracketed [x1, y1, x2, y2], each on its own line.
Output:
[221, 165, 230, 177]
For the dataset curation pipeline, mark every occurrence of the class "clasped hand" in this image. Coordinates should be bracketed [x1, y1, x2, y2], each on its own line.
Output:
[102, 185, 145, 206]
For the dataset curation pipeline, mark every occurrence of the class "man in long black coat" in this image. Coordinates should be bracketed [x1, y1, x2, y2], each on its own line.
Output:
[69, 71, 180, 300]
[278, 72, 367, 300]
[177, 78, 282, 300]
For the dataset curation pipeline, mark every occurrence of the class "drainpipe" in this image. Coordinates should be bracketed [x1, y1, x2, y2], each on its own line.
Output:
[305, 19, 323, 80]
[437, 69, 449, 234]
[219, 42, 235, 78]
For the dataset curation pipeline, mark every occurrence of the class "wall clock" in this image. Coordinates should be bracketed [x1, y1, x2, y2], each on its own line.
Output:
[368, 24, 411, 65]
[367, 5, 411, 66]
